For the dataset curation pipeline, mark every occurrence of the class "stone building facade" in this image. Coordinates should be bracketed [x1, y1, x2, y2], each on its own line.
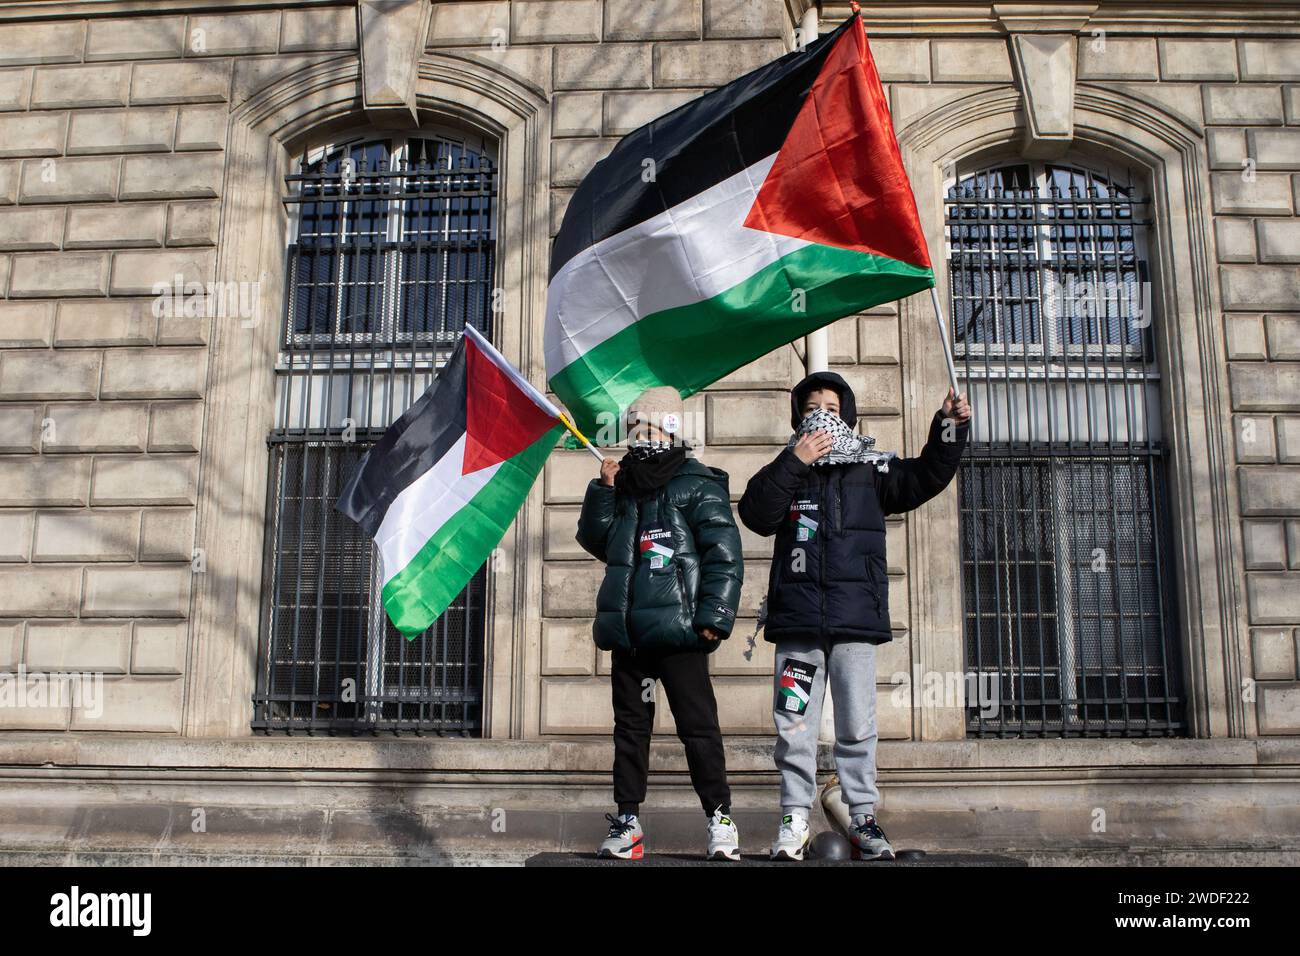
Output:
[0, 0, 1297, 862]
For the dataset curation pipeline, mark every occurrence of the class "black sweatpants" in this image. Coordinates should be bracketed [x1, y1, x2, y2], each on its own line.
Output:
[610, 646, 730, 817]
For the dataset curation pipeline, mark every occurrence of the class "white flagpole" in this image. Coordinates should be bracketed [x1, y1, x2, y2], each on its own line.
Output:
[929, 286, 962, 397]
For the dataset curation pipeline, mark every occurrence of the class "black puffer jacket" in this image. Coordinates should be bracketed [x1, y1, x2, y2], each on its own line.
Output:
[576, 458, 743, 653]
[739, 373, 968, 645]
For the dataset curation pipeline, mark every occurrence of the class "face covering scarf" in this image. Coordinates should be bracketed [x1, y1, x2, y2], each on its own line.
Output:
[787, 407, 895, 471]
[615, 441, 687, 496]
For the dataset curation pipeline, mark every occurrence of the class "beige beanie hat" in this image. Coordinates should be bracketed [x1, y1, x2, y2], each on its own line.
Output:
[625, 386, 684, 439]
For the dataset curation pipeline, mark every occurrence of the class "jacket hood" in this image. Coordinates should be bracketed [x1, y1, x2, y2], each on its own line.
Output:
[790, 370, 857, 430]
[677, 456, 730, 492]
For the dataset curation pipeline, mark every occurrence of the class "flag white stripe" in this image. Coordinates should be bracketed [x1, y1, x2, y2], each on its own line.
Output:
[544, 153, 810, 380]
[374, 433, 502, 586]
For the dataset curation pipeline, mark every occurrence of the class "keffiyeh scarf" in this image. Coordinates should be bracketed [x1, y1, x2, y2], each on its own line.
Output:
[787, 407, 895, 471]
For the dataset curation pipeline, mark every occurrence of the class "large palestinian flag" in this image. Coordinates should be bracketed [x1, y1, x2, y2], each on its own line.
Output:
[545, 13, 933, 438]
[336, 325, 565, 637]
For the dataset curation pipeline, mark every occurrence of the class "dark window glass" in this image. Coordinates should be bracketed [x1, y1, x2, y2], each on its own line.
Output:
[946, 159, 1184, 738]
[254, 133, 498, 735]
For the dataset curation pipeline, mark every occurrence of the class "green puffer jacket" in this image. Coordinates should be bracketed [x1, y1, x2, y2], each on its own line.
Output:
[575, 458, 744, 653]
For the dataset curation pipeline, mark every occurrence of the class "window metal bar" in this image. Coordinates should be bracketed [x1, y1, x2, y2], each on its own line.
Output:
[1027, 181, 1056, 732]
[1103, 161, 1148, 734]
[254, 133, 495, 735]
[312, 149, 356, 734]
[1093, 165, 1135, 733]
[949, 160, 1183, 737]
[286, 200, 323, 733]
[1065, 170, 1094, 731]
[1007, 180, 1038, 732]
[982, 179, 1006, 725]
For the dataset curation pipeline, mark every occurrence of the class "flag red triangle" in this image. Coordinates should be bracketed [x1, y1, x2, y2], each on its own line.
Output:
[743, 20, 931, 270]
[463, 335, 558, 475]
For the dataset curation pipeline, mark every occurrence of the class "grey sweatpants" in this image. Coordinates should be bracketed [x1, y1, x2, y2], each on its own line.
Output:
[772, 637, 879, 816]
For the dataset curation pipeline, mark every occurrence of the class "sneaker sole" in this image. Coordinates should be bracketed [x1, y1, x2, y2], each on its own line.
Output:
[770, 847, 806, 861]
[707, 847, 741, 861]
[850, 847, 894, 862]
[597, 841, 645, 860]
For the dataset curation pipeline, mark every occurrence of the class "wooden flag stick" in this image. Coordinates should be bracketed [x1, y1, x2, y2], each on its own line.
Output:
[558, 411, 605, 462]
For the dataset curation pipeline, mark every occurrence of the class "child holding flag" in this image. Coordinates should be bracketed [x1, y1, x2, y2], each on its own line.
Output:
[575, 387, 745, 861]
[739, 371, 970, 860]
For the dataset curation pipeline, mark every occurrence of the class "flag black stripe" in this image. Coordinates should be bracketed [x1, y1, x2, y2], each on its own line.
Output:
[335, 334, 469, 539]
[548, 15, 856, 281]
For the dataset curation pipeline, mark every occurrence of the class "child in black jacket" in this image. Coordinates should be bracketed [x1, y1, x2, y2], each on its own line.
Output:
[739, 370, 970, 860]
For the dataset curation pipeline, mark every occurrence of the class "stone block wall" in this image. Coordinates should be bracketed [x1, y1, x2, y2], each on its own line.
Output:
[0, 6, 357, 732]
[0, 1, 1296, 740]
[1148, 37, 1300, 733]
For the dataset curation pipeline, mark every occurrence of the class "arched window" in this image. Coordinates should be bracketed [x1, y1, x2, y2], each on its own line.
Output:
[253, 128, 498, 734]
[946, 157, 1184, 738]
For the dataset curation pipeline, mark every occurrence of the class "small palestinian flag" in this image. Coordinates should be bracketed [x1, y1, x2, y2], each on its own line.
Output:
[336, 325, 565, 637]
[792, 512, 818, 541]
[779, 661, 816, 715]
[639, 532, 675, 569]
[545, 13, 933, 437]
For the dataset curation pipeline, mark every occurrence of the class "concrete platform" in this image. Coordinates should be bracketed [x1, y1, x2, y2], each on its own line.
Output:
[526, 850, 1026, 866]
[0, 734, 1296, 865]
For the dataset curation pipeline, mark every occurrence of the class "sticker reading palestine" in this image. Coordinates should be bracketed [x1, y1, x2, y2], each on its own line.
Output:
[639, 527, 675, 570]
[779, 660, 816, 715]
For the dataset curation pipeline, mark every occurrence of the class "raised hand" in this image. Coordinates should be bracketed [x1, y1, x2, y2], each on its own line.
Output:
[941, 387, 972, 424]
[793, 430, 834, 465]
[600, 457, 620, 486]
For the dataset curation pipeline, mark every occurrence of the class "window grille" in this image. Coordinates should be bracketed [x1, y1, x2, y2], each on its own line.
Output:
[253, 131, 498, 735]
[947, 159, 1184, 737]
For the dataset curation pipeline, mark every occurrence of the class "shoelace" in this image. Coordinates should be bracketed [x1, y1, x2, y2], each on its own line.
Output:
[854, 816, 888, 840]
[604, 813, 636, 837]
[777, 816, 806, 841]
[709, 814, 735, 837]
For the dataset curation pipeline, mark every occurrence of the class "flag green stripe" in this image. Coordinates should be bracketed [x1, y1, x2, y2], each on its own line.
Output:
[380, 423, 564, 637]
[548, 243, 933, 437]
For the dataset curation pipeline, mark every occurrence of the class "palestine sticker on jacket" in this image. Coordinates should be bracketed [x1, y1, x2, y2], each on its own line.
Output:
[778, 661, 817, 715]
[545, 12, 934, 438]
[790, 499, 819, 541]
[638, 527, 675, 570]
[335, 325, 565, 638]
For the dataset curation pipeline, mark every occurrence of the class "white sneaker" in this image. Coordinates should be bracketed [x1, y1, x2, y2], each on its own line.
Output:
[770, 812, 811, 861]
[706, 808, 741, 861]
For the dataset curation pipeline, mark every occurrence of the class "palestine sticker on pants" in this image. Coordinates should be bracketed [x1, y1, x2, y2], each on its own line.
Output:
[778, 660, 816, 715]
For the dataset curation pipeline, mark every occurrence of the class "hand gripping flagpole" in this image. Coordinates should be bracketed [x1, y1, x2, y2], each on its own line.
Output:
[558, 411, 605, 463]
